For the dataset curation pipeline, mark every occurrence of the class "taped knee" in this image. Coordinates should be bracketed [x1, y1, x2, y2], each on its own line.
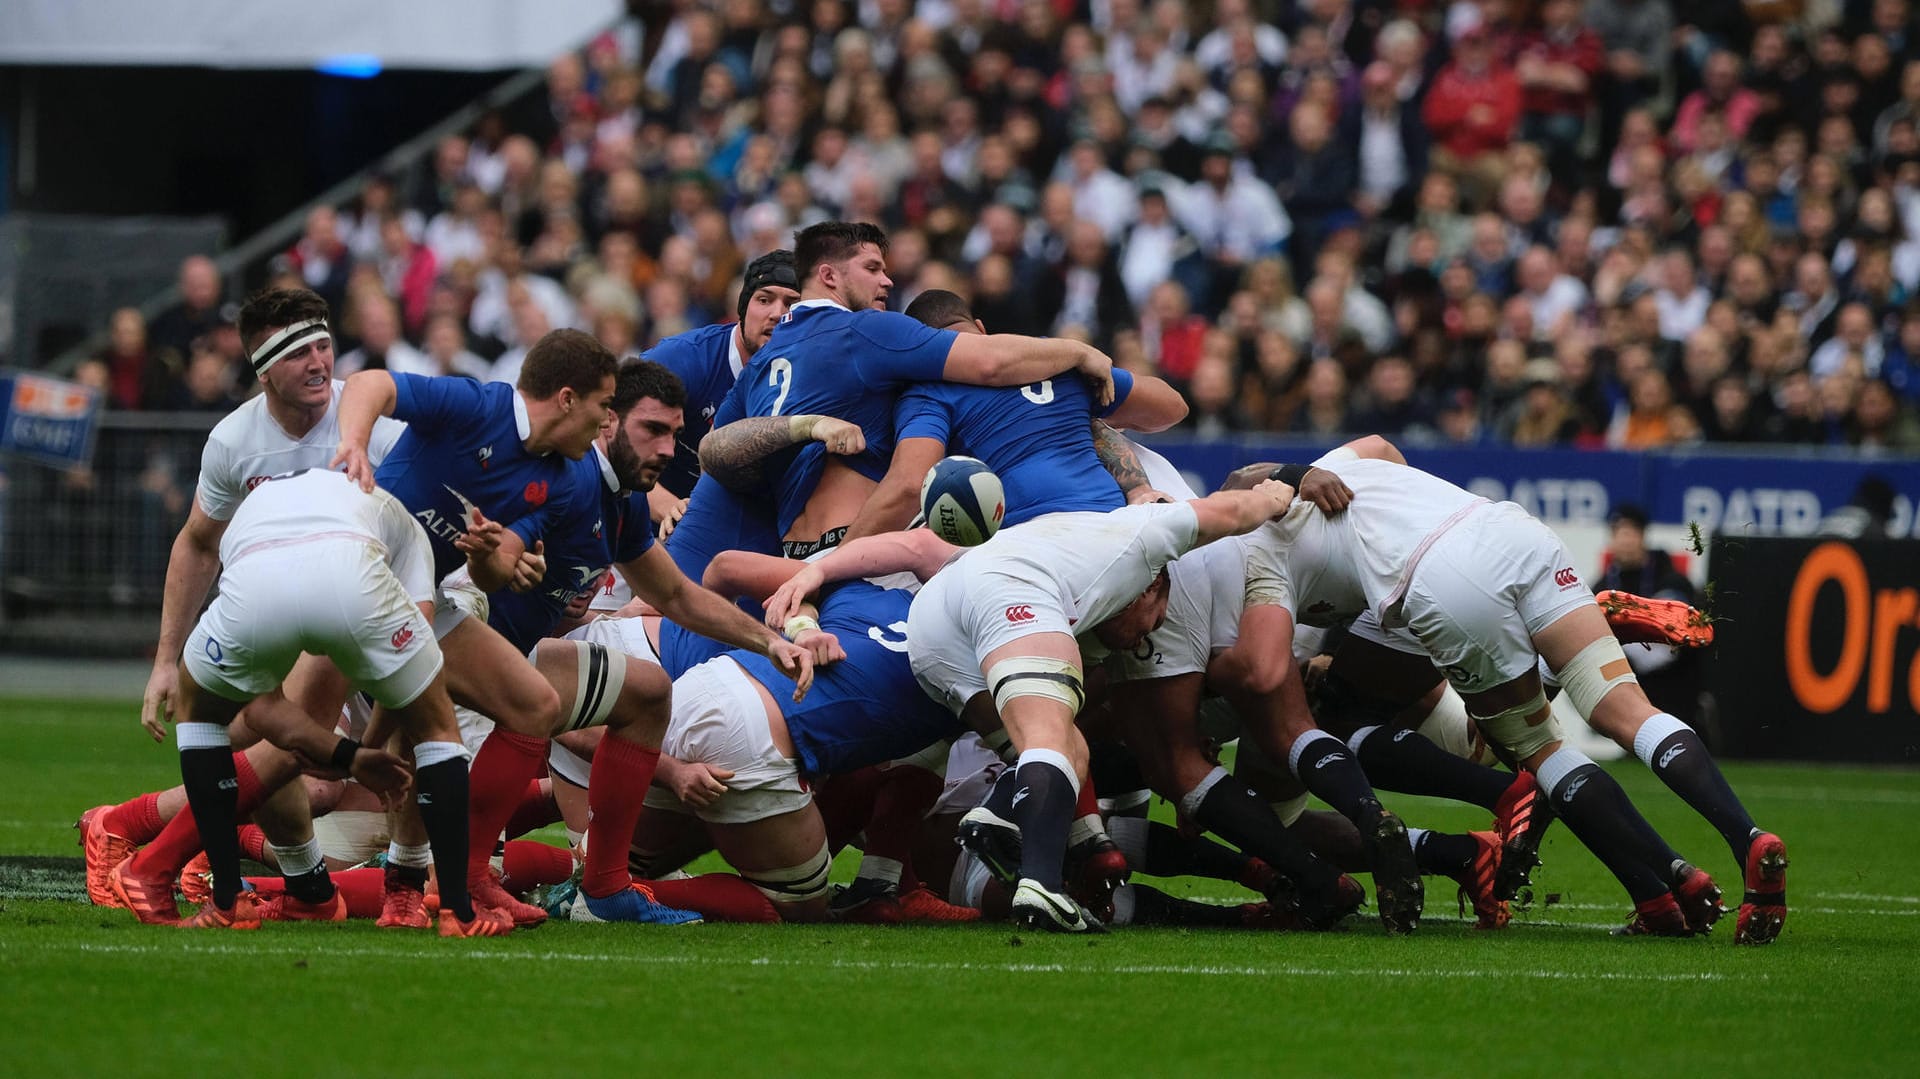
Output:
[533, 640, 627, 733]
[1271, 792, 1309, 826]
[1469, 688, 1561, 761]
[1555, 636, 1638, 718]
[742, 842, 833, 905]
[985, 656, 1085, 715]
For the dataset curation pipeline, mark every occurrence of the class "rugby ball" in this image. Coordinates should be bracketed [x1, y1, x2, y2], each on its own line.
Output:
[920, 456, 1006, 546]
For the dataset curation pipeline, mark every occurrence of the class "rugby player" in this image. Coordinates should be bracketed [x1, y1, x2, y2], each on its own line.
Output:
[474, 360, 816, 924]
[762, 480, 1303, 932]
[90, 288, 407, 920]
[699, 220, 1117, 561]
[1240, 440, 1787, 941]
[134, 469, 510, 936]
[329, 330, 633, 924]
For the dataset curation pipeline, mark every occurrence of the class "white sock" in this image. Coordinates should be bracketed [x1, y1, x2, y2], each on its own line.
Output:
[1405, 826, 1428, 854]
[269, 837, 325, 877]
[858, 855, 903, 886]
[386, 841, 431, 869]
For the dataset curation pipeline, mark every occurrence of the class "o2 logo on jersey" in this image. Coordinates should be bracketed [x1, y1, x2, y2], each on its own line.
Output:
[390, 626, 415, 651]
[1552, 567, 1579, 589]
[867, 621, 910, 653]
[1005, 604, 1035, 623]
[523, 481, 549, 507]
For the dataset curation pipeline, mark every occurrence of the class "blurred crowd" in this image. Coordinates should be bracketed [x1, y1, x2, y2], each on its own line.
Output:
[82, 0, 1920, 452]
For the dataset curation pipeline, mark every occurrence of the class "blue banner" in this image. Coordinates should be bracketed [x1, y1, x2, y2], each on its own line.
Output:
[0, 371, 102, 470]
[1139, 436, 1920, 537]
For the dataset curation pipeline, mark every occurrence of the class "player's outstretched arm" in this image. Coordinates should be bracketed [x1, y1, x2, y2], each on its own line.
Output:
[1187, 479, 1296, 546]
[699, 414, 866, 491]
[620, 545, 818, 699]
[944, 334, 1116, 405]
[331, 370, 400, 491]
[760, 530, 960, 631]
[704, 549, 809, 602]
[143, 503, 226, 741]
[843, 436, 944, 542]
[1103, 373, 1188, 433]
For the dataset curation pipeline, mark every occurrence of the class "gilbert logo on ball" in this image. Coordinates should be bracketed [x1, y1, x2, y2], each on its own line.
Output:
[921, 456, 1006, 546]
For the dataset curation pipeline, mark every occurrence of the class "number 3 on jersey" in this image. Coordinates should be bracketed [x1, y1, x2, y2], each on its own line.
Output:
[867, 621, 910, 652]
[767, 358, 794, 416]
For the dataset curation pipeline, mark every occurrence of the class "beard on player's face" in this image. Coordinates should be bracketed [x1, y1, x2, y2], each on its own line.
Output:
[608, 424, 663, 491]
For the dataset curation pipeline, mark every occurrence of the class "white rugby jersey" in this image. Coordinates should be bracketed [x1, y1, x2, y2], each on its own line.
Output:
[218, 470, 434, 603]
[195, 380, 406, 521]
[1243, 452, 1485, 628]
[963, 501, 1199, 633]
[1107, 531, 1247, 682]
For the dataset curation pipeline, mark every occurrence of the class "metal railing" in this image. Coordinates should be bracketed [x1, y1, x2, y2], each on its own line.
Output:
[1, 411, 216, 652]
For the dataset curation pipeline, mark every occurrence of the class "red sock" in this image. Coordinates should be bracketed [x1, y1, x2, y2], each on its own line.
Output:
[863, 763, 943, 873]
[815, 766, 887, 852]
[237, 824, 269, 864]
[1075, 774, 1100, 820]
[503, 778, 559, 840]
[466, 729, 549, 882]
[129, 753, 274, 877]
[103, 792, 163, 844]
[648, 873, 779, 923]
[582, 735, 661, 898]
[329, 866, 386, 919]
[502, 840, 575, 893]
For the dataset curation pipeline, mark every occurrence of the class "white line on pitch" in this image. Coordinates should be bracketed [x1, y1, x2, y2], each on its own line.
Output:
[0, 940, 1748, 983]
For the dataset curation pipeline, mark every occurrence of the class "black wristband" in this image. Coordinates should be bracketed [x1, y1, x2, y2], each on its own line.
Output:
[330, 737, 361, 772]
[1270, 463, 1312, 487]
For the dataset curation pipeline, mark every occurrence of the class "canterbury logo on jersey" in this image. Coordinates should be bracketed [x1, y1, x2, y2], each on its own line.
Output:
[1554, 567, 1579, 588]
[390, 627, 414, 650]
[1005, 605, 1035, 623]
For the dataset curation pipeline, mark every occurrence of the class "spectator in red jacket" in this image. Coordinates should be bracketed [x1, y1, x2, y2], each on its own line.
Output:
[376, 212, 438, 338]
[1514, 0, 1603, 185]
[1423, 27, 1522, 209]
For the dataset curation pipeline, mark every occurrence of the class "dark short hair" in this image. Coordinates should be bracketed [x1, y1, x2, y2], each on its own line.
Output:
[1609, 503, 1650, 531]
[903, 288, 976, 330]
[615, 358, 687, 415]
[795, 221, 889, 285]
[518, 329, 618, 400]
[237, 287, 330, 352]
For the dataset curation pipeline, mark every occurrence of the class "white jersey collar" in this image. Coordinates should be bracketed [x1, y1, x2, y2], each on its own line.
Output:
[789, 297, 849, 315]
[728, 329, 747, 378]
[592, 442, 621, 493]
[512, 390, 533, 442]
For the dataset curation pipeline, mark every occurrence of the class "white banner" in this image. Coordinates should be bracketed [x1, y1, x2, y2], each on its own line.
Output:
[0, 0, 623, 70]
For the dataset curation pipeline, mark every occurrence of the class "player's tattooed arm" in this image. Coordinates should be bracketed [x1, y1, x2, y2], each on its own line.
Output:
[1091, 421, 1160, 502]
[700, 415, 866, 491]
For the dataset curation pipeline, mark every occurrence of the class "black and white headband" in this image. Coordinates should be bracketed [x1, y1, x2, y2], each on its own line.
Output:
[250, 318, 331, 375]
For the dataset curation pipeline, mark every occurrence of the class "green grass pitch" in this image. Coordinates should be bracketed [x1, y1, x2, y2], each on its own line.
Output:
[4, 696, 1918, 1076]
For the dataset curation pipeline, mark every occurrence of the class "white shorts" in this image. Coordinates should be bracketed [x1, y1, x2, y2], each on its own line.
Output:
[313, 810, 390, 865]
[932, 734, 1008, 817]
[1345, 610, 1429, 657]
[432, 568, 486, 639]
[906, 563, 1072, 714]
[566, 615, 662, 669]
[641, 658, 810, 824]
[185, 540, 441, 709]
[1399, 502, 1595, 694]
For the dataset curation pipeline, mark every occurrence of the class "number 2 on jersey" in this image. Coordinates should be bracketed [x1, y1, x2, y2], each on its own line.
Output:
[768, 358, 794, 416]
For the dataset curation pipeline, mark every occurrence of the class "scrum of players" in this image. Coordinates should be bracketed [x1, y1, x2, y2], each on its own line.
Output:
[76, 220, 1787, 943]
